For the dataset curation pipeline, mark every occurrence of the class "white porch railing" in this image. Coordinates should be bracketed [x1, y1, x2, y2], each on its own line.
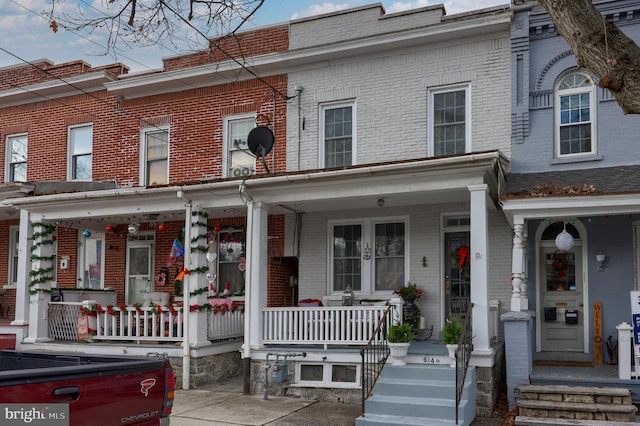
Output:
[207, 309, 244, 341]
[262, 305, 392, 346]
[93, 305, 184, 342]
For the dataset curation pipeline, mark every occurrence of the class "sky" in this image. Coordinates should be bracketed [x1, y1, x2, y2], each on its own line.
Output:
[0, 0, 508, 73]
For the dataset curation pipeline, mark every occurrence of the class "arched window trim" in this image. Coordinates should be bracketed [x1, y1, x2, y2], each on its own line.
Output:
[554, 70, 597, 159]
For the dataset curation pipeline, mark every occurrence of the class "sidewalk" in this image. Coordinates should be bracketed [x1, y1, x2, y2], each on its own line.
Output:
[170, 377, 505, 425]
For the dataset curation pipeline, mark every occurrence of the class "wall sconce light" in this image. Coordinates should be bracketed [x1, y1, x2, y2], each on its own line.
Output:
[422, 256, 427, 267]
[363, 243, 372, 260]
[128, 223, 139, 235]
[596, 253, 606, 271]
[377, 198, 385, 207]
[342, 285, 354, 306]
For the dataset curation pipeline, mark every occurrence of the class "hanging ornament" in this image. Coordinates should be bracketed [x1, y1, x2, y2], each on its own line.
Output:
[555, 221, 574, 252]
[82, 230, 91, 238]
[105, 225, 114, 233]
[158, 223, 166, 231]
[214, 225, 222, 233]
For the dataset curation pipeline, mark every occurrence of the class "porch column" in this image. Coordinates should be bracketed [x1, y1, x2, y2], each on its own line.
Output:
[24, 219, 55, 343]
[511, 216, 525, 312]
[187, 206, 210, 347]
[12, 209, 32, 327]
[468, 184, 492, 358]
[244, 201, 269, 351]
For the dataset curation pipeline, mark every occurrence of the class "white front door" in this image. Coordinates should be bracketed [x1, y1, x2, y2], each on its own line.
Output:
[540, 245, 584, 351]
[126, 236, 154, 305]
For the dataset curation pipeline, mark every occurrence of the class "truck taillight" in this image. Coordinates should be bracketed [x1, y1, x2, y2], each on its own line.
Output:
[163, 366, 175, 416]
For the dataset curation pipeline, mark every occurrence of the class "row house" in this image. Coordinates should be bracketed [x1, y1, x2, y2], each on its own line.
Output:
[502, 0, 640, 408]
[0, 2, 517, 422]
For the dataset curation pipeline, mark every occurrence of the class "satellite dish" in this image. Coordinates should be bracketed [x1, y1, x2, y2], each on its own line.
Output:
[247, 126, 274, 158]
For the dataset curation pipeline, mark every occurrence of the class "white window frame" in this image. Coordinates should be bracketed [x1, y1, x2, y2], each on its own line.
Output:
[555, 71, 597, 159]
[140, 126, 170, 186]
[327, 216, 409, 297]
[5, 133, 27, 183]
[319, 101, 356, 168]
[77, 232, 105, 290]
[428, 84, 471, 157]
[67, 123, 93, 181]
[295, 363, 360, 389]
[222, 113, 256, 179]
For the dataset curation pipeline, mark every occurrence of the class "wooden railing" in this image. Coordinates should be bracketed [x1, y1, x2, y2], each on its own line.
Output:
[360, 306, 392, 415]
[455, 303, 473, 425]
[207, 307, 244, 341]
[262, 306, 392, 347]
[49, 302, 83, 341]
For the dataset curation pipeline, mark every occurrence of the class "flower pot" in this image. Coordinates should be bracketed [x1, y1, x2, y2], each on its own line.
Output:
[446, 343, 458, 368]
[388, 342, 410, 366]
[402, 298, 420, 329]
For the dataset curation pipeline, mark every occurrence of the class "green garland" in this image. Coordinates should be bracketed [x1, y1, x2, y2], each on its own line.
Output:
[29, 223, 57, 293]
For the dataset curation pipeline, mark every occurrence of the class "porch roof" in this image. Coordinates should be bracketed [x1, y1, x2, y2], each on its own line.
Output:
[1, 151, 507, 226]
[500, 165, 640, 224]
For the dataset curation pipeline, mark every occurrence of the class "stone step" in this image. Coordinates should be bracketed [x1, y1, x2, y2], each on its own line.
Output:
[519, 384, 632, 400]
[356, 413, 460, 425]
[518, 399, 637, 422]
[516, 415, 640, 425]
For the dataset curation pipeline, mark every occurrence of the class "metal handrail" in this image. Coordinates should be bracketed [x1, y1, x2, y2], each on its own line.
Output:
[455, 302, 473, 425]
[360, 305, 392, 416]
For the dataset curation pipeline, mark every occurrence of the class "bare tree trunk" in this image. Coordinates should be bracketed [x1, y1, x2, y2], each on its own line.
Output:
[538, 0, 640, 114]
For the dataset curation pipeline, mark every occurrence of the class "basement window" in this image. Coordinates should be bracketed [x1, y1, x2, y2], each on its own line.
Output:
[297, 363, 359, 388]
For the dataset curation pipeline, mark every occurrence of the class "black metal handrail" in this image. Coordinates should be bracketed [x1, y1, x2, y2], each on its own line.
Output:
[455, 302, 473, 425]
[360, 305, 392, 416]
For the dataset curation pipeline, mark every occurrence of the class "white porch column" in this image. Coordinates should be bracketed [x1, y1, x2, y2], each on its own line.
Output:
[511, 216, 525, 312]
[468, 184, 492, 358]
[244, 201, 269, 352]
[12, 209, 32, 327]
[188, 206, 210, 347]
[24, 219, 55, 343]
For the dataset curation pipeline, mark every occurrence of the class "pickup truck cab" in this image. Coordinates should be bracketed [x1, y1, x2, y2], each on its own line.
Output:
[0, 350, 174, 425]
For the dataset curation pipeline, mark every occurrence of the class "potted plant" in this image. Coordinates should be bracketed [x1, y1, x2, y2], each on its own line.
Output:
[387, 322, 415, 366]
[393, 283, 427, 328]
[442, 316, 462, 367]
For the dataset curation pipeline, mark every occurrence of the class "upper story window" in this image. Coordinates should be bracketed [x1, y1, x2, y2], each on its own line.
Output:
[429, 85, 470, 157]
[6, 133, 27, 182]
[141, 127, 169, 186]
[320, 102, 355, 168]
[556, 72, 596, 158]
[224, 115, 255, 178]
[68, 124, 93, 180]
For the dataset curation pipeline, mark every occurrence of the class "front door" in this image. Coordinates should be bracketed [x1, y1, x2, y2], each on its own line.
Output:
[126, 236, 154, 305]
[540, 245, 584, 351]
[444, 232, 471, 323]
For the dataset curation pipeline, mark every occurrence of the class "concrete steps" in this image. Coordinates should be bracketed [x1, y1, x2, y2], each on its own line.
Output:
[516, 384, 639, 425]
[356, 364, 476, 426]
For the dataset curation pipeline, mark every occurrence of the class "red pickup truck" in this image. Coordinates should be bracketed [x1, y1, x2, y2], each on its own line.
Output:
[0, 350, 174, 425]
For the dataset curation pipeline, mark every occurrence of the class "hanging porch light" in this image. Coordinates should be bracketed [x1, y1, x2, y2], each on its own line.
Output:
[555, 221, 574, 252]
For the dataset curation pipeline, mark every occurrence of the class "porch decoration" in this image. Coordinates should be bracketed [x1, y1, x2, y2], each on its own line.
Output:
[29, 222, 57, 294]
[555, 221, 575, 252]
[442, 316, 463, 368]
[82, 229, 91, 238]
[387, 323, 415, 365]
[451, 245, 471, 277]
[394, 283, 426, 329]
[552, 253, 569, 279]
[342, 286, 355, 306]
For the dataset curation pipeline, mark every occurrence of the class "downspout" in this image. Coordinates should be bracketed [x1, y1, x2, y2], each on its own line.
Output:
[177, 189, 192, 390]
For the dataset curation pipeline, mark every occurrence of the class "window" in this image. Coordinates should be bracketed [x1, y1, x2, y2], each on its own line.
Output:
[224, 115, 255, 178]
[68, 124, 93, 180]
[298, 363, 359, 387]
[329, 218, 407, 295]
[141, 128, 169, 185]
[320, 102, 354, 168]
[8, 227, 19, 286]
[6, 134, 27, 182]
[430, 86, 470, 156]
[218, 228, 245, 294]
[78, 232, 104, 289]
[556, 72, 596, 158]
